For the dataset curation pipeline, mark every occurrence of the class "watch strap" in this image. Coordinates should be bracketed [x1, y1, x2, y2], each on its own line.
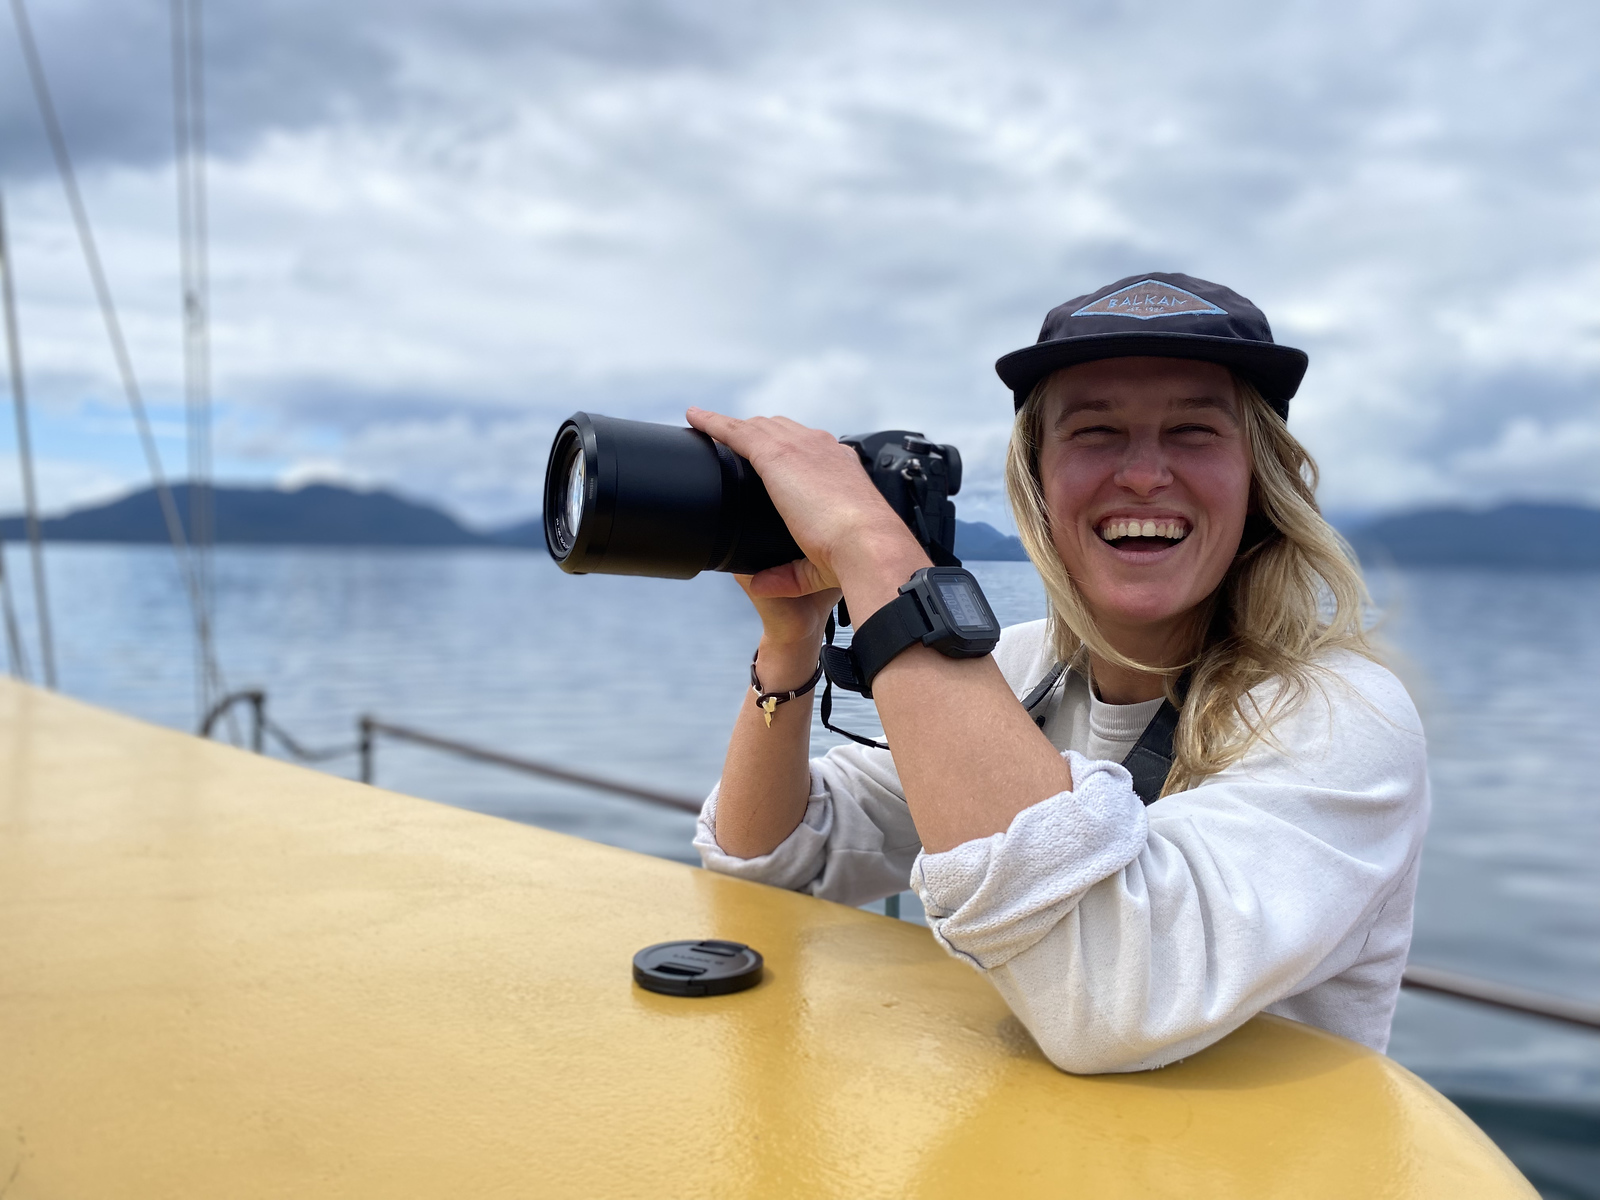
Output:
[837, 590, 932, 699]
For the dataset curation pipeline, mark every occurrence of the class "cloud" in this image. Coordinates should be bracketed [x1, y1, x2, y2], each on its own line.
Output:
[1452, 416, 1600, 500]
[0, 451, 126, 513]
[739, 352, 876, 426]
[0, 0, 1596, 522]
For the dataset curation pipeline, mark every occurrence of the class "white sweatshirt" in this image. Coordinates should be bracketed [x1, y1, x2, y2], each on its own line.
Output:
[694, 619, 1431, 1074]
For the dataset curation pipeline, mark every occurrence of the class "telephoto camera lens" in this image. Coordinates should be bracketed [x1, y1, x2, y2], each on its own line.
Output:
[543, 412, 803, 578]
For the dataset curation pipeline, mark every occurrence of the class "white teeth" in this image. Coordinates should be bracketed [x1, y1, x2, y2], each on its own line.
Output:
[1098, 518, 1190, 543]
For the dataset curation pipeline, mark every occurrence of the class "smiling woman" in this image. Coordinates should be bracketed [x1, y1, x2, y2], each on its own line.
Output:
[688, 273, 1429, 1077]
[1009, 352, 1376, 792]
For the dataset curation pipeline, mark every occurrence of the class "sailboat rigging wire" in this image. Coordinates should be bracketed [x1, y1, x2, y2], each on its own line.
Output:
[169, 0, 217, 726]
[0, 191, 53, 687]
[0, 545, 27, 679]
[7, 0, 228, 719]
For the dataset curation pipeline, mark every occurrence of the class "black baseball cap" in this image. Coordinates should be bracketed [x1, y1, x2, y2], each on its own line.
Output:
[994, 272, 1307, 419]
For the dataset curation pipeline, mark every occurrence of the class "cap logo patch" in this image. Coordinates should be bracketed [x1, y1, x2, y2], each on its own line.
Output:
[1071, 279, 1227, 320]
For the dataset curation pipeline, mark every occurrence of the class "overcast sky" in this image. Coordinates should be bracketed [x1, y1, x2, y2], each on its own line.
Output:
[1, 0, 1596, 528]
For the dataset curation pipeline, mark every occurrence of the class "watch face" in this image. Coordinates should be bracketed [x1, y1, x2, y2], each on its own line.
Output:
[935, 575, 993, 631]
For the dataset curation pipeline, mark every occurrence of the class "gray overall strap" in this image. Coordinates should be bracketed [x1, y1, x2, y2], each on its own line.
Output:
[1020, 661, 1180, 806]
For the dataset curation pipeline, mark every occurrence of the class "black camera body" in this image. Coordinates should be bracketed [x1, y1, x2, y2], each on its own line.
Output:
[543, 413, 964, 579]
[839, 430, 962, 568]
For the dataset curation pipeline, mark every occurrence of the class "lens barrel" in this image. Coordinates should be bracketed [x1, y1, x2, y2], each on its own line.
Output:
[543, 412, 803, 578]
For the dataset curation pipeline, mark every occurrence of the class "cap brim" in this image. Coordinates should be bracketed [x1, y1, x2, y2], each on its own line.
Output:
[995, 331, 1308, 418]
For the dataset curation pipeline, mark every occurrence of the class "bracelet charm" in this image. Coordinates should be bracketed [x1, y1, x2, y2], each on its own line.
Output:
[750, 652, 825, 728]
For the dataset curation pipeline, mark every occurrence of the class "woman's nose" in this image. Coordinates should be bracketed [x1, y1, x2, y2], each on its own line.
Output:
[1113, 436, 1172, 495]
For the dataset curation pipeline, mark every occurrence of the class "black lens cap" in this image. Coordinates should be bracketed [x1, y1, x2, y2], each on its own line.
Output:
[633, 939, 764, 997]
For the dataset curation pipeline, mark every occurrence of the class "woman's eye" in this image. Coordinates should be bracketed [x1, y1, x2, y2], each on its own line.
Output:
[1169, 424, 1219, 439]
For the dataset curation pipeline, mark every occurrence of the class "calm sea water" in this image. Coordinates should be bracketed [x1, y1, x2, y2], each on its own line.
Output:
[6, 544, 1599, 1109]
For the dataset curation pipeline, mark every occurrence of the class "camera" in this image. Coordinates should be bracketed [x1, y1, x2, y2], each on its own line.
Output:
[543, 412, 964, 579]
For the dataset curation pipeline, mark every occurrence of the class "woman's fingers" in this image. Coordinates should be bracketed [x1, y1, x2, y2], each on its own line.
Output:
[732, 569, 840, 651]
[686, 407, 775, 460]
[746, 563, 805, 597]
[685, 406, 738, 443]
[686, 408, 833, 467]
[747, 557, 838, 598]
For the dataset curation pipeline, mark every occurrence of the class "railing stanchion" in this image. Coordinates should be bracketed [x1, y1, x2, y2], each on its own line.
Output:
[358, 716, 375, 785]
[249, 692, 265, 754]
[199, 688, 265, 747]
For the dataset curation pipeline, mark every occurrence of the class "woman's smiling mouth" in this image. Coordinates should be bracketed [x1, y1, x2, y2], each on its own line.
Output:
[1095, 515, 1192, 554]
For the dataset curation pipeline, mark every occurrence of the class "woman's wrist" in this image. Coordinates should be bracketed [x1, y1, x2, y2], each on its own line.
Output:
[753, 635, 825, 693]
[831, 525, 934, 626]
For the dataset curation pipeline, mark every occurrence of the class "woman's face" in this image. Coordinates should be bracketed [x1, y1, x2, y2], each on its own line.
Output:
[1036, 357, 1252, 647]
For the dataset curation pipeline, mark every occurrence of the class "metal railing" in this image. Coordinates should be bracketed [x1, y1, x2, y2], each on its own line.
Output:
[356, 717, 702, 813]
[199, 689, 365, 764]
[200, 694, 1599, 1034]
[1401, 965, 1600, 1032]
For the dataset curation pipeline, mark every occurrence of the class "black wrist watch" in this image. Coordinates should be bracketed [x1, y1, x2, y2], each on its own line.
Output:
[821, 566, 1002, 699]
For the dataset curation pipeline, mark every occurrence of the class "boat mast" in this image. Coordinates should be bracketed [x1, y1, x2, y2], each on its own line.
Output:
[0, 190, 55, 688]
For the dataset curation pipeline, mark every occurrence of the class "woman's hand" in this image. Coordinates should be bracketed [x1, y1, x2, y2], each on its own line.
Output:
[685, 408, 925, 605]
[735, 573, 838, 643]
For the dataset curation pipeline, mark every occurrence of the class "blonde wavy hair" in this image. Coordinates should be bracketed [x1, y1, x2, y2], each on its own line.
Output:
[1005, 369, 1376, 795]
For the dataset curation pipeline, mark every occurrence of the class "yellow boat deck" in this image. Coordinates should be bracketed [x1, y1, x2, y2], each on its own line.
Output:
[0, 680, 1532, 1197]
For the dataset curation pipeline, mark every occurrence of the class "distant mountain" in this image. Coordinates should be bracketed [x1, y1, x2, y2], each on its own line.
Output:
[492, 512, 1030, 560]
[0, 483, 489, 547]
[1344, 503, 1600, 569]
[0, 483, 1037, 560]
[954, 520, 1029, 562]
[21, 487, 1593, 568]
[484, 517, 544, 549]
[482, 514, 1029, 558]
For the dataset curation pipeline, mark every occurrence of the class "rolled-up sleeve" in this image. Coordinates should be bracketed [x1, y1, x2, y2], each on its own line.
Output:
[693, 778, 834, 893]
[694, 742, 923, 907]
[914, 753, 1148, 964]
[909, 653, 1429, 1075]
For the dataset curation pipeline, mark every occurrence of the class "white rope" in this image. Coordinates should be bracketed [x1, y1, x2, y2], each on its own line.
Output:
[8, 0, 228, 715]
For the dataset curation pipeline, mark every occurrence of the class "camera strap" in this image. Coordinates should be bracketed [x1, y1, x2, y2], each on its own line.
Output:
[1020, 660, 1188, 805]
[819, 606, 892, 750]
